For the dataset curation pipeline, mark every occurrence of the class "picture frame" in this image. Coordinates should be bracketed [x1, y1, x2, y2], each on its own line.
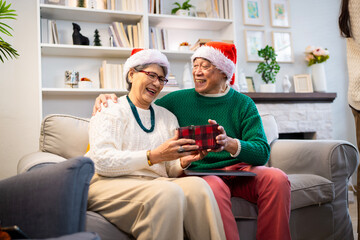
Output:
[242, 0, 264, 26]
[246, 76, 256, 92]
[272, 31, 294, 63]
[269, 0, 291, 28]
[293, 74, 313, 93]
[244, 30, 265, 62]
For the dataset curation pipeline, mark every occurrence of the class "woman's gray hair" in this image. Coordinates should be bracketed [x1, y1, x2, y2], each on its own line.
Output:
[126, 63, 168, 91]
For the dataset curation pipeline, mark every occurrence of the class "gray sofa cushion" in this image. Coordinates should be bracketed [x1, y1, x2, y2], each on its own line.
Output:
[289, 174, 334, 210]
[86, 211, 131, 240]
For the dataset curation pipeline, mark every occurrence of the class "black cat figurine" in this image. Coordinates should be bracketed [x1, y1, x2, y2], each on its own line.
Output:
[72, 23, 89, 45]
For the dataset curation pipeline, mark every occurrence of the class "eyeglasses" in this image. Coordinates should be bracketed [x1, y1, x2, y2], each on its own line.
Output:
[138, 70, 168, 85]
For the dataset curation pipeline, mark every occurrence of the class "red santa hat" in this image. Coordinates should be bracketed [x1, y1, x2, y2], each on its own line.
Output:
[191, 41, 237, 85]
[123, 48, 170, 80]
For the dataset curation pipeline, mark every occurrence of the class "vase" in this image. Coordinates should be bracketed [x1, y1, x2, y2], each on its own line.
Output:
[311, 63, 327, 92]
[259, 83, 276, 93]
[282, 75, 291, 93]
[176, 9, 190, 16]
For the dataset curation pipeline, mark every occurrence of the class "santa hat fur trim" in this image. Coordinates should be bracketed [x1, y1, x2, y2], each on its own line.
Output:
[191, 42, 236, 84]
[123, 48, 170, 80]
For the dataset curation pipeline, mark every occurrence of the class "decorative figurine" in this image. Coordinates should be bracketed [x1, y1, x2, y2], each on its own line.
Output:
[94, 29, 102, 46]
[72, 23, 89, 45]
[282, 74, 291, 93]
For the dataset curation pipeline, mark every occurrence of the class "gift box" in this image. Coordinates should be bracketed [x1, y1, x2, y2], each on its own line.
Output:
[177, 124, 221, 150]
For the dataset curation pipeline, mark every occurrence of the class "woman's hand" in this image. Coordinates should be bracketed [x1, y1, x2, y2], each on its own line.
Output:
[180, 150, 208, 168]
[92, 94, 118, 116]
[208, 119, 239, 155]
[150, 131, 200, 164]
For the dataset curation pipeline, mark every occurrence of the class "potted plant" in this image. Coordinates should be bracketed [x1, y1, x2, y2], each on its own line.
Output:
[255, 45, 280, 92]
[0, 0, 19, 63]
[171, 0, 194, 16]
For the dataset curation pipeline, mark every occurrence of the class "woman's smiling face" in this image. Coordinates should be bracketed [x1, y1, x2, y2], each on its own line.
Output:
[128, 63, 165, 109]
[192, 58, 227, 94]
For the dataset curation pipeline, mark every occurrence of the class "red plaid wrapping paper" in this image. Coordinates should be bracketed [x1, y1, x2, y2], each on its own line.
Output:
[177, 124, 221, 150]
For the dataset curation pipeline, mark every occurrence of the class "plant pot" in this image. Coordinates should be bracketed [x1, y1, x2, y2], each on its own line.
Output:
[176, 9, 190, 16]
[259, 83, 276, 93]
[311, 63, 327, 92]
[178, 45, 190, 51]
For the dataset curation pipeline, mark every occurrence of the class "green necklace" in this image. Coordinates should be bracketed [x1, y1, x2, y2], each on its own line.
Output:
[126, 95, 155, 133]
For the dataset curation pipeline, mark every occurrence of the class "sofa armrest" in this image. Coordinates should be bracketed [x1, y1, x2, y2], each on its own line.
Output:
[17, 151, 67, 174]
[0, 157, 94, 239]
[269, 139, 358, 180]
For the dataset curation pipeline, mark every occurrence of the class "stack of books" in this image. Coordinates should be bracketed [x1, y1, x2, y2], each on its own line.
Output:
[149, 27, 168, 50]
[99, 61, 126, 89]
[108, 22, 143, 48]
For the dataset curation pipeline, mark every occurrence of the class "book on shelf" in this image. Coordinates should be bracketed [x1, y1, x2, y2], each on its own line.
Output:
[110, 22, 141, 48]
[201, 0, 231, 19]
[100, 60, 126, 89]
[64, 0, 141, 12]
[41, 19, 59, 44]
[127, 25, 134, 48]
[149, 27, 168, 50]
[108, 25, 121, 47]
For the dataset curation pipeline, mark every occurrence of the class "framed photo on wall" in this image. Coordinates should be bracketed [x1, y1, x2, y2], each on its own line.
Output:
[294, 74, 313, 93]
[242, 0, 264, 26]
[272, 31, 294, 63]
[244, 30, 265, 62]
[246, 76, 256, 92]
[269, 0, 291, 28]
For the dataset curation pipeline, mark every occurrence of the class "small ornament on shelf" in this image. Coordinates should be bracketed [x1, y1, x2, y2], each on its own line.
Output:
[65, 70, 79, 88]
[79, 77, 93, 89]
[93, 29, 102, 46]
[282, 75, 291, 93]
[72, 23, 89, 45]
[178, 42, 190, 51]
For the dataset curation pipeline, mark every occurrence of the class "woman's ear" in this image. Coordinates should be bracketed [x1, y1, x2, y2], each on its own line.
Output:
[128, 68, 135, 82]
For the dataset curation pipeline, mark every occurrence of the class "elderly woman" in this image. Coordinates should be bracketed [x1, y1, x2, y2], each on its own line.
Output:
[86, 48, 225, 240]
[93, 42, 291, 240]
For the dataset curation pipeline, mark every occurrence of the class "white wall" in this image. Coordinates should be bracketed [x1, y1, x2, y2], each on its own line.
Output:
[0, 0, 357, 180]
[234, 0, 356, 145]
[0, 0, 41, 179]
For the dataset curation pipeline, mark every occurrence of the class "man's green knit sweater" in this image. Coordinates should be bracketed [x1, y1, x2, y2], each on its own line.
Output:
[155, 88, 270, 170]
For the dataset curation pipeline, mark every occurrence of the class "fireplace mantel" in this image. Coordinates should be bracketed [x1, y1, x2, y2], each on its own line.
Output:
[247, 92, 337, 139]
[243, 92, 336, 103]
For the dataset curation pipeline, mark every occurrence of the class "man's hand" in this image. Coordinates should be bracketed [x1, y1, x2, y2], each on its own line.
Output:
[208, 119, 238, 155]
[92, 94, 118, 116]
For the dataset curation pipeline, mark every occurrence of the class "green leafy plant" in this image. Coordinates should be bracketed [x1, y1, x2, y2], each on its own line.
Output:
[171, 0, 194, 14]
[255, 45, 280, 84]
[0, 0, 19, 63]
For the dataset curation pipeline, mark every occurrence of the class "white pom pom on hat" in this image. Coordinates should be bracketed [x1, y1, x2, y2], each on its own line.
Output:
[123, 48, 170, 80]
[191, 41, 237, 85]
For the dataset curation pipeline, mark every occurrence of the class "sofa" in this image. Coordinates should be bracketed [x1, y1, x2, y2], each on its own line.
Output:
[18, 114, 358, 240]
[0, 155, 100, 240]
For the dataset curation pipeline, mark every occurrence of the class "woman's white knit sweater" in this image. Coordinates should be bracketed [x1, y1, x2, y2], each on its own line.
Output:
[347, 0, 360, 110]
[86, 96, 183, 178]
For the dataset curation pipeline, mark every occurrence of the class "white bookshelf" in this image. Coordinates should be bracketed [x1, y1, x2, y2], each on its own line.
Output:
[39, 0, 235, 118]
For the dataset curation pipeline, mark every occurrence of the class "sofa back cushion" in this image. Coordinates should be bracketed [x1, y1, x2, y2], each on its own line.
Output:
[39, 113, 278, 159]
[260, 114, 279, 145]
[40, 114, 89, 159]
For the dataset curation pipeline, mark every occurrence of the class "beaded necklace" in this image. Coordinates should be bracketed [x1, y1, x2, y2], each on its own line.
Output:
[126, 95, 155, 133]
